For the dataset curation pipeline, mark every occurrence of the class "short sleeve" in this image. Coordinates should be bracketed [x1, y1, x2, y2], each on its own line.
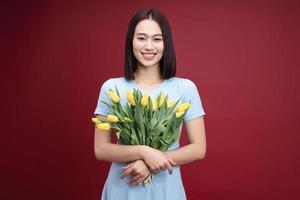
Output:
[183, 79, 206, 122]
[94, 79, 113, 116]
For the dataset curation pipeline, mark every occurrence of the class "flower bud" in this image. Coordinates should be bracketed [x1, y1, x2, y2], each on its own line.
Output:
[91, 117, 101, 124]
[167, 100, 175, 108]
[152, 98, 158, 111]
[159, 93, 166, 107]
[176, 102, 190, 112]
[126, 91, 136, 106]
[124, 117, 133, 122]
[106, 115, 119, 122]
[141, 93, 149, 107]
[108, 90, 120, 103]
[176, 111, 185, 118]
[96, 123, 111, 131]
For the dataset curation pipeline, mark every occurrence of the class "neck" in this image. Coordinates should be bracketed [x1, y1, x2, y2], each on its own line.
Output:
[134, 64, 163, 84]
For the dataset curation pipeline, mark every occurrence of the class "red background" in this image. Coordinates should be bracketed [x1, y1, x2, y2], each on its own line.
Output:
[1, 0, 299, 199]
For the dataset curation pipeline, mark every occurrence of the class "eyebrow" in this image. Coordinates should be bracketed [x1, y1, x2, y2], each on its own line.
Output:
[136, 33, 163, 37]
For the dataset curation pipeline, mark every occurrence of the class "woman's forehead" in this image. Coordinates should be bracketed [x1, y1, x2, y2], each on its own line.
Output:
[134, 19, 162, 35]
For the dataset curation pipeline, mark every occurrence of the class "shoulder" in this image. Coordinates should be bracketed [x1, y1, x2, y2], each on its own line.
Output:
[170, 77, 197, 90]
[100, 77, 128, 89]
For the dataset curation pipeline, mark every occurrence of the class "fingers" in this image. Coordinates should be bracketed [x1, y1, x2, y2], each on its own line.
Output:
[120, 166, 134, 179]
[120, 161, 135, 178]
[166, 162, 173, 175]
[150, 165, 171, 174]
[148, 165, 157, 173]
[165, 154, 176, 174]
[150, 166, 160, 173]
[129, 174, 143, 185]
[168, 158, 177, 166]
[164, 153, 177, 166]
[132, 177, 145, 186]
[123, 162, 134, 170]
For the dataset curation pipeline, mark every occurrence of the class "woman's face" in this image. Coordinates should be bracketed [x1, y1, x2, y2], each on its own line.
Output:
[132, 19, 164, 69]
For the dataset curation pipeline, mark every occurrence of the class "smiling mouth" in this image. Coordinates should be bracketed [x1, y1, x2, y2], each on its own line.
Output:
[141, 52, 156, 60]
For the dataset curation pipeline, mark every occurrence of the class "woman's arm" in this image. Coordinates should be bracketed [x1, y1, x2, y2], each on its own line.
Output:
[120, 116, 206, 185]
[94, 126, 144, 162]
[94, 115, 176, 172]
[120, 159, 152, 186]
[164, 116, 206, 165]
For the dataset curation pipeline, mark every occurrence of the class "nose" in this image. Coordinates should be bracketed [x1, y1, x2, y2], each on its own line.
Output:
[144, 39, 154, 50]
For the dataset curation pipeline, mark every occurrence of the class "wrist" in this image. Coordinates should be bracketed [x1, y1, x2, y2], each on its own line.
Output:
[138, 145, 150, 160]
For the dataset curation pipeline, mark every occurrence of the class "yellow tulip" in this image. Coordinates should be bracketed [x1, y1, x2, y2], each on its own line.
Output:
[167, 100, 175, 108]
[91, 117, 101, 124]
[152, 98, 158, 111]
[126, 91, 136, 106]
[176, 111, 185, 118]
[106, 115, 119, 122]
[124, 117, 133, 122]
[141, 93, 149, 107]
[96, 123, 111, 131]
[176, 102, 190, 112]
[159, 93, 166, 107]
[108, 90, 120, 103]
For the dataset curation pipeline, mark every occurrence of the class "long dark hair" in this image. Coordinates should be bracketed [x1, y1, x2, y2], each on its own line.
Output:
[124, 8, 176, 80]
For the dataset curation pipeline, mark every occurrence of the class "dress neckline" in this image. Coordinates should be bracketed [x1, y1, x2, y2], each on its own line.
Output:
[130, 78, 168, 92]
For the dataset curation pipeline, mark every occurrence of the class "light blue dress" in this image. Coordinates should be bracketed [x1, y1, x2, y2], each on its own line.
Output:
[94, 77, 206, 200]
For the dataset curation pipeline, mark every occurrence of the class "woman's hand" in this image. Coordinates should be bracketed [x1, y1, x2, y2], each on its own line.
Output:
[141, 146, 177, 174]
[120, 160, 151, 186]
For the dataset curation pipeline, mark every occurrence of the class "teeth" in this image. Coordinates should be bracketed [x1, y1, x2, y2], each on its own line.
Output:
[142, 53, 155, 60]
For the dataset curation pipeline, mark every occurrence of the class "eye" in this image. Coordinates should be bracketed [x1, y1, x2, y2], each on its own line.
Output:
[137, 37, 145, 40]
[154, 38, 162, 41]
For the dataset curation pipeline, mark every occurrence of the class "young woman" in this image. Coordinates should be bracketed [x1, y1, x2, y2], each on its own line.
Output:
[94, 8, 206, 200]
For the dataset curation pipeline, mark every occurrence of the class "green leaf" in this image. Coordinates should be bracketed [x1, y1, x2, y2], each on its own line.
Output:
[150, 136, 161, 149]
[164, 98, 182, 118]
[154, 122, 166, 134]
[150, 111, 160, 130]
[160, 138, 173, 145]
[130, 128, 140, 145]
[119, 129, 131, 144]
[148, 96, 153, 118]
[115, 85, 120, 97]
[134, 102, 146, 144]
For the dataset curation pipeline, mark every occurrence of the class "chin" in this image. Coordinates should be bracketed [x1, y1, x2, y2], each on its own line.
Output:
[140, 62, 160, 68]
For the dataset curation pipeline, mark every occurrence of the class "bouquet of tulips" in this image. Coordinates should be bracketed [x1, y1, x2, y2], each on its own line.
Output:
[92, 86, 190, 187]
